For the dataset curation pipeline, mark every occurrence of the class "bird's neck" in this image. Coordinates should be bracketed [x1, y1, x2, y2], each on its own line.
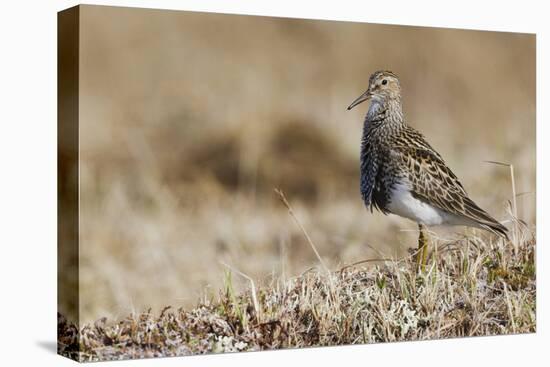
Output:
[360, 98, 405, 167]
[364, 98, 404, 133]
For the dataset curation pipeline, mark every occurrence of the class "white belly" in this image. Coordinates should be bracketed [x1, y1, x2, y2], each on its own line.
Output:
[386, 183, 474, 227]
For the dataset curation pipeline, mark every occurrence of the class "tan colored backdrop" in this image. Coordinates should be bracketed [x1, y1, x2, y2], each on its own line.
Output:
[78, 5, 535, 323]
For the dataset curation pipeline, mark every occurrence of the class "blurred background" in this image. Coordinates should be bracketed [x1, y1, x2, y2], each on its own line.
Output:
[76, 5, 535, 323]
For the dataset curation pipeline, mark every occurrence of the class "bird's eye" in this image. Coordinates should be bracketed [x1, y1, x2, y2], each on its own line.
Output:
[382, 79, 388, 85]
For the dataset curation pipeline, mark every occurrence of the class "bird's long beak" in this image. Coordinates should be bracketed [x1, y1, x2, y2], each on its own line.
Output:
[347, 90, 372, 110]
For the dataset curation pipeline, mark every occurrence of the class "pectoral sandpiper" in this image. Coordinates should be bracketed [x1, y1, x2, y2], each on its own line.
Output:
[347, 70, 508, 270]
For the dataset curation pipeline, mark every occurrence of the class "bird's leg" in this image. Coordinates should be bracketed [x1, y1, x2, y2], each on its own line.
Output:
[416, 223, 428, 272]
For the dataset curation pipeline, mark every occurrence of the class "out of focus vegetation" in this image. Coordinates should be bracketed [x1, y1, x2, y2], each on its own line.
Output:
[71, 5, 535, 324]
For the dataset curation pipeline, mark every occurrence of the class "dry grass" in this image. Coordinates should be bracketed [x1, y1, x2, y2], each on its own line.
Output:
[58, 206, 535, 362]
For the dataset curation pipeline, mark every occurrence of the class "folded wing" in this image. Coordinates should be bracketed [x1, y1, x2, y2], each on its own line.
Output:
[391, 145, 508, 238]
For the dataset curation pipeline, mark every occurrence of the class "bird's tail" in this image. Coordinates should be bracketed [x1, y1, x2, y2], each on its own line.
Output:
[463, 197, 509, 240]
[479, 221, 509, 241]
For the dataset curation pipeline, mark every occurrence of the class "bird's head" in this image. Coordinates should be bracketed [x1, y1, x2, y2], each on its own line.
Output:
[347, 70, 401, 110]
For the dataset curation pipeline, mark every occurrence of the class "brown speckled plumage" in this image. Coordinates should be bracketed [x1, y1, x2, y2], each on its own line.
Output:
[348, 70, 507, 239]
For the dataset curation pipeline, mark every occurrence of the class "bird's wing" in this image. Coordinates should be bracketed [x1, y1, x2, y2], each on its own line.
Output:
[391, 145, 507, 237]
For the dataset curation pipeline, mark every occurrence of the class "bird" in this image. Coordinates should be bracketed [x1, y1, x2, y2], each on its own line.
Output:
[347, 70, 508, 271]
